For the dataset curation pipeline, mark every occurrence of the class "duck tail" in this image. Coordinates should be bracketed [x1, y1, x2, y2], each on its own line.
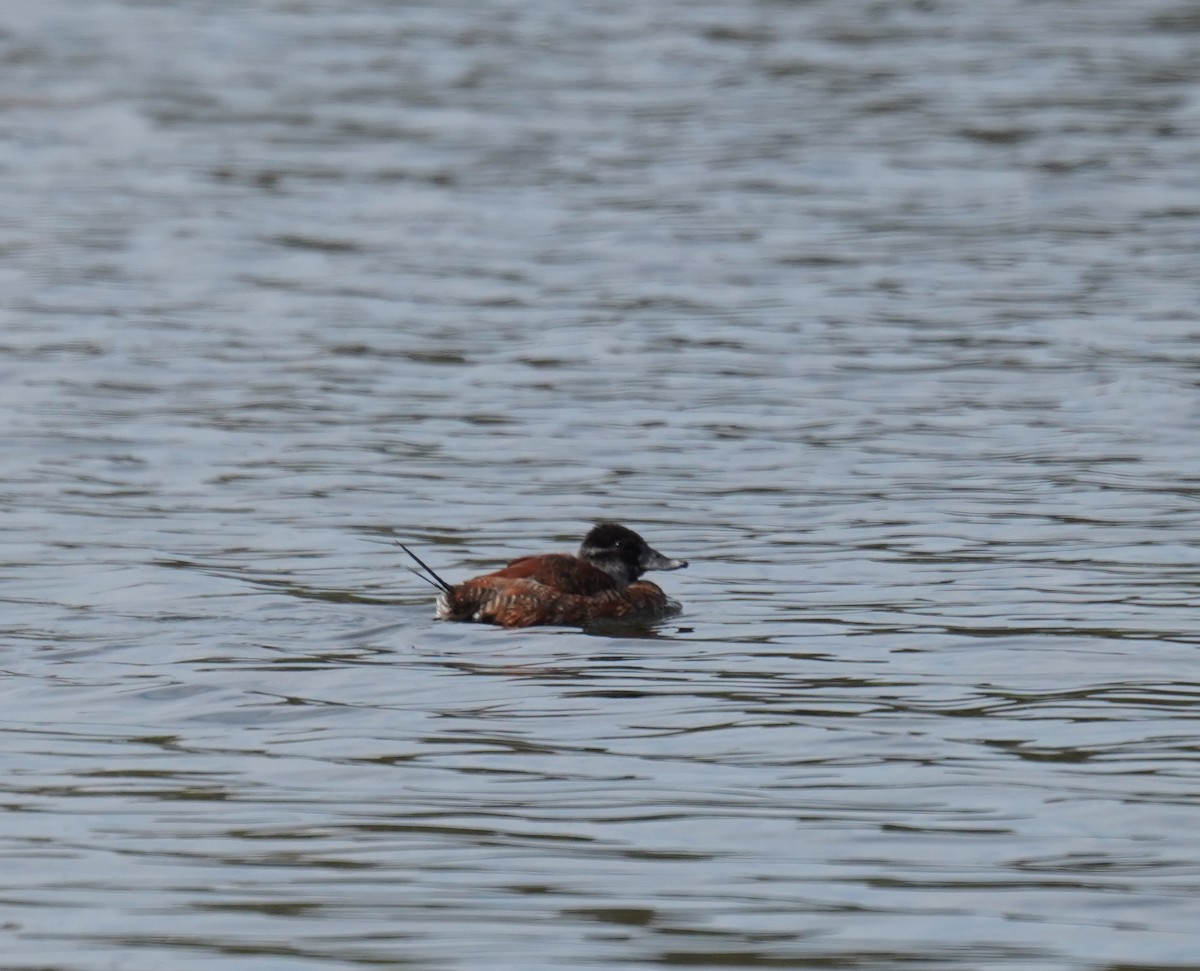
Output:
[397, 541, 453, 594]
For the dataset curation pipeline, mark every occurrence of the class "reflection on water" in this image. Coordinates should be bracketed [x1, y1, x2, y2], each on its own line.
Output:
[4, 0, 1200, 968]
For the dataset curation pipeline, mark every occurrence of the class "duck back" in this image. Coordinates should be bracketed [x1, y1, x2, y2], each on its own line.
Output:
[487, 554, 618, 595]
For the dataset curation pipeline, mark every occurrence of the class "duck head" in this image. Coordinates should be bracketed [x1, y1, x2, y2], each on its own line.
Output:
[578, 522, 687, 586]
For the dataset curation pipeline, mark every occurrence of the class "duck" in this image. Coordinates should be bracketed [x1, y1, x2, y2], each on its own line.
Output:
[401, 522, 687, 628]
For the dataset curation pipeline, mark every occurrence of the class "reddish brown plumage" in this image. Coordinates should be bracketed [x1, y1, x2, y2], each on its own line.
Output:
[481, 554, 618, 595]
[439, 573, 677, 628]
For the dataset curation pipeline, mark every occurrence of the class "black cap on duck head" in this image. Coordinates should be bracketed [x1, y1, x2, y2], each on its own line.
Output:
[579, 522, 688, 585]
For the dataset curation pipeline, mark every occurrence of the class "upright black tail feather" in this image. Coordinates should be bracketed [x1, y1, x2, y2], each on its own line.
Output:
[397, 541, 453, 594]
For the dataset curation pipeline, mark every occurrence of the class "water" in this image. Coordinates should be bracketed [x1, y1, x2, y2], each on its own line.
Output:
[3, 0, 1200, 968]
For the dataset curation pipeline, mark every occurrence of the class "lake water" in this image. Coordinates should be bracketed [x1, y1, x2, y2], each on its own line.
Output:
[4, 1, 1200, 968]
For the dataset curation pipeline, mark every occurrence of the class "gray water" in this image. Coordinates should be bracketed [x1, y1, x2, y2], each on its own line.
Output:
[4, 1, 1200, 968]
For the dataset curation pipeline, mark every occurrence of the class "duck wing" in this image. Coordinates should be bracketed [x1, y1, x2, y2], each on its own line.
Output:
[488, 554, 618, 595]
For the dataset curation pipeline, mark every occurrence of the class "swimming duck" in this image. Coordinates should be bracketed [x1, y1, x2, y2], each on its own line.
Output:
[402, 522, 687, 628]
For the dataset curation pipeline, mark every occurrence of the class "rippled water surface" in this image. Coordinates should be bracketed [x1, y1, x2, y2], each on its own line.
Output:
[4, 1, 1200, 968]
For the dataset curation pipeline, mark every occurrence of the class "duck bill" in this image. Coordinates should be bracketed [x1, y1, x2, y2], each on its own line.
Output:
[641, 548, 688, 572]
